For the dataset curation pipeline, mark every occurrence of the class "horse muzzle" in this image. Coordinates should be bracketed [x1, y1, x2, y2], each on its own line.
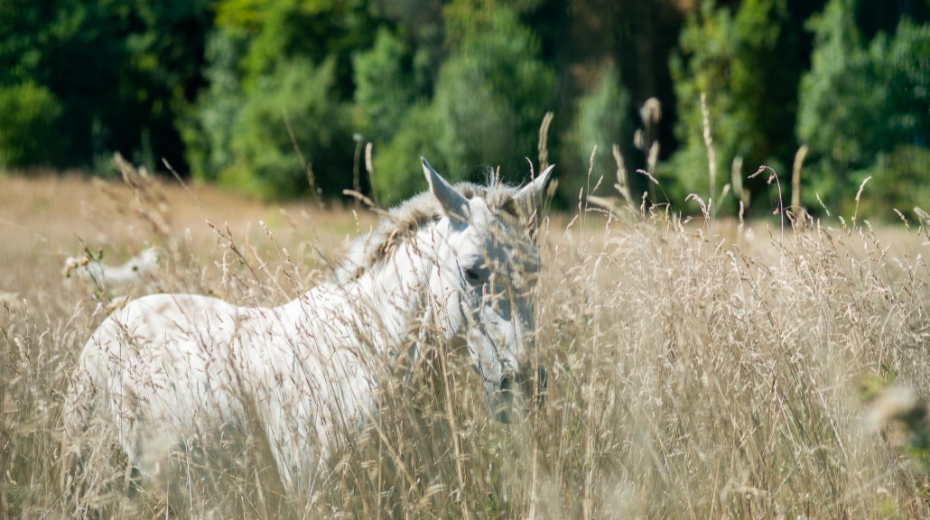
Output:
[487, 364, 548, 424]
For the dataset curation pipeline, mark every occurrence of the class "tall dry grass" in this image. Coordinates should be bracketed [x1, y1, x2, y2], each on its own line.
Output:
[3, 162, 930, 518]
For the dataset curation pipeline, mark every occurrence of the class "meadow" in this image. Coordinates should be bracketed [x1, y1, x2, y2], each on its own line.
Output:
[3, 161, 930, 519]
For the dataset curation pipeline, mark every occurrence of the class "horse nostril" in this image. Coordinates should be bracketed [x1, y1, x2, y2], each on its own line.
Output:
[501, 374, 514, 392]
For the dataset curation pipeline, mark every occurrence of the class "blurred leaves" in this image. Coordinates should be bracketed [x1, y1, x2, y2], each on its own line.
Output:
[352, 29, 419, 145]
[0, 82, 62, 168]
[562, 62, 631, 198]
[798, 0, 930, 215]
[231, 57, 352, 199]
[2, 0, 930, 215]
[0, 0, 213, 170]
[665, 0, 800, 213]
[371, 3, 555, 205]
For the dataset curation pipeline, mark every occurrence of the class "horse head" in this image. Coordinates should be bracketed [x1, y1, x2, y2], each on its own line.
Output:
[420, 158, 552, 423]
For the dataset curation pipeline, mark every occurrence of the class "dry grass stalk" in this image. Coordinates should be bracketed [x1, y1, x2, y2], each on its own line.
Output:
[3, 169, 930, 518]
[791, 145, 809, 225]
[700, 93, 717, 220]
[731, 156, 750, 210]
[638, 97, 662, 204]
[538, 111, 555, 172]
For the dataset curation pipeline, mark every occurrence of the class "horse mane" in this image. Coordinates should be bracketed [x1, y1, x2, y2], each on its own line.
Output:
[335, 181, 523, 284]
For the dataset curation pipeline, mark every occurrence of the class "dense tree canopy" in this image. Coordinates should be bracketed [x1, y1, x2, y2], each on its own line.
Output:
[664, 0, 803, 212]
[1, 0, 928, 218]
[798, 0, 930, 214]
[0, 0, 212, 171]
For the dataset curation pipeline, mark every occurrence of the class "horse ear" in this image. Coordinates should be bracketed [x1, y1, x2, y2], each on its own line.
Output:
[422, 157, 469, 222]
[515, 164, 554, 212]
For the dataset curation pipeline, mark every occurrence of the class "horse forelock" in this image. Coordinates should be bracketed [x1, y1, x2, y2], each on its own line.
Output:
[334, 182, 525, 285]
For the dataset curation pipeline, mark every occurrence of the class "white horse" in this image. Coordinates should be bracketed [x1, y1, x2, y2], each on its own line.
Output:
[63, 246, 162, 290]
[62, 158, 553, 493]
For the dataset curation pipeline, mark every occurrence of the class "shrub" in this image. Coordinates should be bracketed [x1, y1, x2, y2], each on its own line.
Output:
[371, 6, 556, 206]
[665, 0, 799, 213]
[371, 103, 445, 207]
[431, 7, 555, 185]
[352, 29, 418, 145]
[0, 81, 62, 169]
[562, 62, 631, 198]
[180, 28, 248, 184]
[222, 57, 353, 199]
[186, 0, 378, 197]
[846, 145, 930, 218]
[797, 0, 930, 211]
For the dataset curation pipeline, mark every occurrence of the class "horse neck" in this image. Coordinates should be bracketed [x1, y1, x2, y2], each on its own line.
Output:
[287, 224, 440, 354]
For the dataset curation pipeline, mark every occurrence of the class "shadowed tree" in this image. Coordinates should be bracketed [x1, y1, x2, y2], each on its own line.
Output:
[798, 0, 930, 215]
[663, 0, 803, 214]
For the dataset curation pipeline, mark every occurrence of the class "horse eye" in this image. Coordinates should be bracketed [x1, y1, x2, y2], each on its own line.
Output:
[463, 268, 482, 284]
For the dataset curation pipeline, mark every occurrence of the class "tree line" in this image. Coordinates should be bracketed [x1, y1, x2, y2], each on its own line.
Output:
[1, 0, 928, 216]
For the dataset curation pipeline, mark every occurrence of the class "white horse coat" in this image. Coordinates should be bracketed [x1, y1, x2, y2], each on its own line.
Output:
[63, 247, 162, 289]
[63, 159, 552, 486]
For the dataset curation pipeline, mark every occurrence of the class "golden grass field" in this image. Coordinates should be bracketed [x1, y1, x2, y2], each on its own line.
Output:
[4, 164, 930, 518]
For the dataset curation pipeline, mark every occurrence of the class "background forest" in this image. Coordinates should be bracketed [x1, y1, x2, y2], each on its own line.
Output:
[1, 0, 928, 216]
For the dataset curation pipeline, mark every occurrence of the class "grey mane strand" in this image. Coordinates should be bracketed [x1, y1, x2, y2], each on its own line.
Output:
[334, 181, 520, 285]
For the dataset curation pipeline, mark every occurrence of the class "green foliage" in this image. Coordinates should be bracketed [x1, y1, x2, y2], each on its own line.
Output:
[795, 0, 870, 209]
[180, 29, 249, 183]
[798, 0, 930, 213]
[0, 0, 212, 170]
[222, 57, 353, 199]
[442, 0, 546, 44]
[371, 4, 555, 206]
[434, 5, 555, 183]
[442, 4, 554, 180]
[352, 29, 418, 145]
[0, 82, 62, 168]
[665, 0, 799, 212]
[4, 0, 929, 214]
[562, 63, 631, 198]
[372, 103, 445, 206]
[851, 146, 930, 218]
[182, 0, 377, 199]
[215, 0, 377, 96]
[881, 21, 930, 144]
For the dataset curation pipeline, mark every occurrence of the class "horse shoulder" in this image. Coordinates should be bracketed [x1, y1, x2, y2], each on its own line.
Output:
[79, 294, 244, 379]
